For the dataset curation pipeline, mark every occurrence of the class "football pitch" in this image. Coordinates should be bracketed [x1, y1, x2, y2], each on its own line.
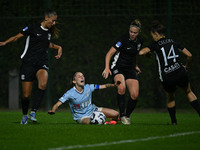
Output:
[0, 110, 200, 150]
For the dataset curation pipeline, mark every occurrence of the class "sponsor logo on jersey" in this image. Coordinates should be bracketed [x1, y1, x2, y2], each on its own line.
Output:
[37, 34, 42, 36]
[116, 41, 122, 48]
[127, 47, 132, 50]
[164, 62, 180, 73]
[73, 104, 80, 109]
[111, 52, 120, 69]
[23, 27, 28, 31]
[80, 99, 91, 109]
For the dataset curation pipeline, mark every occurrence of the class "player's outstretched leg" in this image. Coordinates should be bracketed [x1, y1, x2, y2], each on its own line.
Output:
[102, 108, 119, 125]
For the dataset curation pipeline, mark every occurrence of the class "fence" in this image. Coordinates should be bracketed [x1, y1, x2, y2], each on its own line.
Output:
[0, 0, 200, 109]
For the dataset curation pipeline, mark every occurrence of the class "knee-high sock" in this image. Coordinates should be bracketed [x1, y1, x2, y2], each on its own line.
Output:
[21, 97, 30, 115]
[190, 100, 200, 116]
[117, 94, 125, 117]
[32, 88, 45, 112]
[126, 98, 138, 118]
[167, 106, 177, 124]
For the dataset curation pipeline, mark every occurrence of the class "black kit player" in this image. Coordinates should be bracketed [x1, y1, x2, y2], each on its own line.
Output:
[102, 19, 143, 125]
[0, 10, 63, 124]
[139, 20, 200, 125]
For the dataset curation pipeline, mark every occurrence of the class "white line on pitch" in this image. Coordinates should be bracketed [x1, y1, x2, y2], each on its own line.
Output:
[48, 131, 200, 150]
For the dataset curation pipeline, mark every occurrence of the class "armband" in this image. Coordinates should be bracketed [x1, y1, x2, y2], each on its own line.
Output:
[96, 85, 100, 90]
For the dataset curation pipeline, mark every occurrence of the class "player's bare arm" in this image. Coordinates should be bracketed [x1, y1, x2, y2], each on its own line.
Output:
[48, 101, 62, 115]
[136, 65, 141, 74]
[0, 33, 24, 46]
[49, 42, 62, 59]
[139, 47, 151, 55]
[182, 48, 192, 70]
[99, 81, 121, 89]
[102, 47, 117, 79]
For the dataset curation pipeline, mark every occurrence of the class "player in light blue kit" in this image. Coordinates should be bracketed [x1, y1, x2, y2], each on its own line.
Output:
[48, 72, 119, 124]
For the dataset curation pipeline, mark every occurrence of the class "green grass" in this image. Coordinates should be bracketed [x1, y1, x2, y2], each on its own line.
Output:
[0, 110, 200, 150]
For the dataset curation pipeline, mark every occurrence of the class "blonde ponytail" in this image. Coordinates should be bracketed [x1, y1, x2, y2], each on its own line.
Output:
[130, 19, 141, 30]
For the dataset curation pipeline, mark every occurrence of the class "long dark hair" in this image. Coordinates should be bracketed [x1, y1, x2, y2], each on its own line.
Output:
[44, 9, 60, 39]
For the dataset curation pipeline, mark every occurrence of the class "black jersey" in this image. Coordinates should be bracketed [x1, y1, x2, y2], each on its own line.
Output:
[111, 34, 143, 69]
[20, 24, 51, 63]
[148, 38, 185, 81]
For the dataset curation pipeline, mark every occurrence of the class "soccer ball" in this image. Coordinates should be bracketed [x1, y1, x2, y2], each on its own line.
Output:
[90, 111, 106, 125]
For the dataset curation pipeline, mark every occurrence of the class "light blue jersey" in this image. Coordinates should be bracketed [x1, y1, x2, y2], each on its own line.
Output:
[59, 84, 98, 121]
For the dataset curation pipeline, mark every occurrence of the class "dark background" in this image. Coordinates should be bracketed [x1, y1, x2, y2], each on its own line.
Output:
[0, 0, 199, 110]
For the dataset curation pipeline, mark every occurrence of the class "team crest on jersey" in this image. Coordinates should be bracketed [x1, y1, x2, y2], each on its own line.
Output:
[137, 43, 141, 51]
[23, 27, 28, 31]
[116, 41, 122, 48]
[113, 69, 119, 75]
[48, 33, 51, 40]
[85, 92, 89, 95]
[21, 74, 25, 80]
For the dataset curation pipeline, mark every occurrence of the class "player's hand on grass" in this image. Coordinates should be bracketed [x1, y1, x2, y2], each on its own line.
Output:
[48, 110, 55, 115]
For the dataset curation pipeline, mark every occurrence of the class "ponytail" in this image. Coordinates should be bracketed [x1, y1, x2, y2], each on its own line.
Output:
[130, 19, 141, 30]
[51, 26, 60, 39]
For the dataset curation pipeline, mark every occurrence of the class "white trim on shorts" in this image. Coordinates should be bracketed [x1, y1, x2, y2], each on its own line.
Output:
[77, 107, 103, 124]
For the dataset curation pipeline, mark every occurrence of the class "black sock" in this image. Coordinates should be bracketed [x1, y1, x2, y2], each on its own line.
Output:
[167, 106, 177, 124]
[21, 97, 30, 115]
[117, 94, 125, 117]
[32, 88, 45, 112]
[190, 100, 200, 116]
[126, 98, 138, 118]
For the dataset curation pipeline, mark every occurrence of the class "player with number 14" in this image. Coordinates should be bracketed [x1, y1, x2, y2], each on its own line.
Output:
[139, 20, 200, 125]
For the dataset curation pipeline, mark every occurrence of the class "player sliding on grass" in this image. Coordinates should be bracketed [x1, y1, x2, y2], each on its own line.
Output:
[48, 72, 119, 125]
[139, 20, 200, 125]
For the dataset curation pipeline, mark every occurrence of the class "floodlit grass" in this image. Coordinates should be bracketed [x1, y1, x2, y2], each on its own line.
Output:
[0, 110, 199, 150]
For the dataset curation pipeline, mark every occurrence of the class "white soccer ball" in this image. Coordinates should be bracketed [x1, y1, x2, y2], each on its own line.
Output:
[90, 111, 106, 125]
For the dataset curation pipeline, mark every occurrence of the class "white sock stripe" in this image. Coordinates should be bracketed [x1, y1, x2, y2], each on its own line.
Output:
[48, 131, 200, 150]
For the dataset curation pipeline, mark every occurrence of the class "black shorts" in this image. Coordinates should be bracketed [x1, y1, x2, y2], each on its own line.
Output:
[161, 68, 189, 93]
[20, 60, 49, 82]
[111, 66, 138, 80]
